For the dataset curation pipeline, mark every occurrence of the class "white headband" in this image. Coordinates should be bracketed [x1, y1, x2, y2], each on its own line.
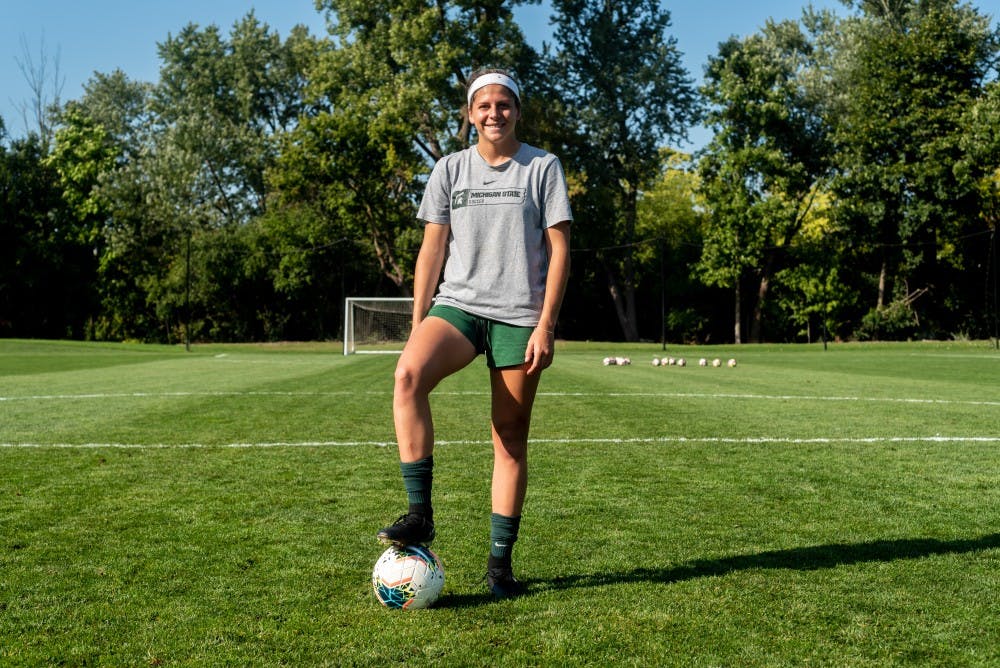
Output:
[467, 73, 520, 107]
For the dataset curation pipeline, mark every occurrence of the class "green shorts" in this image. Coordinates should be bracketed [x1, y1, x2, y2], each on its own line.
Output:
[427, 304, 533, 369]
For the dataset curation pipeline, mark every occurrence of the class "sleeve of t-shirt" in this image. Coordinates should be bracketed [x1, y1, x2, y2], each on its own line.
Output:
[416, 158, 452, 225]
[542, 156, 574, 228]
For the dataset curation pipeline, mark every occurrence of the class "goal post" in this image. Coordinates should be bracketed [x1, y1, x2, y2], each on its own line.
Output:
[343, 297, 414, 355]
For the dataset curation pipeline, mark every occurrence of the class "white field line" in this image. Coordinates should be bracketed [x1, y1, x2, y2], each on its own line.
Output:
[1, 390, 998, 407]
[2, 436, 999, 449]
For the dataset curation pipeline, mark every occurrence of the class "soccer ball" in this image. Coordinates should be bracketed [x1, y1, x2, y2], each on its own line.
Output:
[712, 358, 722, 367]
[727, 358, 737, 368]
[676, 358, 686, 367]
[698, 358, 707, 366]
[372, 545, 445, 609]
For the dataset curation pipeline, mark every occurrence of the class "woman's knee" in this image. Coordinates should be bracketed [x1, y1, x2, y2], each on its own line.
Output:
[394, 360, 426, 401]
[493, 415, 530, 456]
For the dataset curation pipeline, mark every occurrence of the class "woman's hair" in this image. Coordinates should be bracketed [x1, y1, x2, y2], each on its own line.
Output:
[466, 67, 521, 110]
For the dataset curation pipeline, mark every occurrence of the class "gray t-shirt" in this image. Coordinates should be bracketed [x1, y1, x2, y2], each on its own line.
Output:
[416, 143, 573, 326]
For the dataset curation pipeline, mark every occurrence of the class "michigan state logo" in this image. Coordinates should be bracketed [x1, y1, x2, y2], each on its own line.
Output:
[451, 189, 470, 210]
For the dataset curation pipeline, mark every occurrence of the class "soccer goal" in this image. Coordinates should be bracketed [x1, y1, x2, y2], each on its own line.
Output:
[343, 297, 414, 355]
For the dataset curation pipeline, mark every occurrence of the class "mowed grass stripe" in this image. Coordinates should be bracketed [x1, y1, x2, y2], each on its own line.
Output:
[3, 435, 1000, 449]
[3, 389, 1000, 407]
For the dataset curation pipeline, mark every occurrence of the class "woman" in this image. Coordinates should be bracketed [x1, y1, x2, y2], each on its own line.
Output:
[376, 68, 572, 599]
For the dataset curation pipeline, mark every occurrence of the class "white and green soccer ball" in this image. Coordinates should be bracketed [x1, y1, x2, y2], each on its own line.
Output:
[372, 545, 445, 610]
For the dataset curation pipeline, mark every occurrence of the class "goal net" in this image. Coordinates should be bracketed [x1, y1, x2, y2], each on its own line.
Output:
[343, 297, 414, 355]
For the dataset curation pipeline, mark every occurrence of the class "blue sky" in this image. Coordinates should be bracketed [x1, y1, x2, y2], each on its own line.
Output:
[2, 1, 996, 150]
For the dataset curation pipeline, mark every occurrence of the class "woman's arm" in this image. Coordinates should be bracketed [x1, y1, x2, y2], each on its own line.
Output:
[410, 222, 450, 331]
[525, 221, 571, 375]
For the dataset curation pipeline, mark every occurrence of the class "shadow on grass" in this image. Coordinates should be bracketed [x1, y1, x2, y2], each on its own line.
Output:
[437, 533, 1000, 608]
[539, 533, 1000, 592]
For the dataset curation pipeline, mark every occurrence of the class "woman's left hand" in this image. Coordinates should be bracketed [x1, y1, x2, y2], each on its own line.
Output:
[524, 327, 555, 375]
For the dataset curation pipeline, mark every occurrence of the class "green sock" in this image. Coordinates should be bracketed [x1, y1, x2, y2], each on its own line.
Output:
[400, 456, 433, 519]
[489, 513, 521, 563]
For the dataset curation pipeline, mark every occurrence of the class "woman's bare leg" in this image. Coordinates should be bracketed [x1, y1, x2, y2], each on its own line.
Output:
[393, 317, 476, 463]
[489, 364, 541, 516]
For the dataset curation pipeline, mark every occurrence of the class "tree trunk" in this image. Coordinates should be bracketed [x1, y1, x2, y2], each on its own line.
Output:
[878, 258, 888, 309]
[734, 280, 742, 344]
[622, 253, 639, 342]
[620, 186, 640, 342]
[601, 255, 639, 342]
[600, 183, 641, 342]
[750, 261, 771, 344]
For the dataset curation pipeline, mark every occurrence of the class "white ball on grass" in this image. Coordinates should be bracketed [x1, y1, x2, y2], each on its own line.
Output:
[372, 545, 445, 610]
[677, 358, 686, 367]
[712, 358, 722, 367]
[727, 358, 737, 368]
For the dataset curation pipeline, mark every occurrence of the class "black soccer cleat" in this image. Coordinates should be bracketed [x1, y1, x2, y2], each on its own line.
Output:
[377, 513, 436, 547]
[486, 565, 524, 599]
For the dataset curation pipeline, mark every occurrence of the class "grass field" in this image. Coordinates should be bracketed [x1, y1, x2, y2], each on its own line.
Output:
[2, 338, 999, 666]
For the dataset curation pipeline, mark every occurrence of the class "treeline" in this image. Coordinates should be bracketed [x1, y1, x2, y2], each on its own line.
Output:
[1, 0, 998, 344]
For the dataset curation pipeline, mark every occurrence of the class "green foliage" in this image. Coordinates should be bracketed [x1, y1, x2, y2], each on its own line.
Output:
[551, 0, 699, 341]
[85, 18, 320, 341]
[635, 150, 704, 266]
[316, 0, 537, 159]
[775, 264, 854, 342]
[829, 0, 997, 337]
[43, 106, 116, 239]
[268, 105, 422, 292]
[697, 16, 833, 342]
[0, 135, 96, 338]
[856, 298, 920, 341]
[636, 150, 716, 343]
[154, 14, 310, 226]
[957, 81, 1000, 230]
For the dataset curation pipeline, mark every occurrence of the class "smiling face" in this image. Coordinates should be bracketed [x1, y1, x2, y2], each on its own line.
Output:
[469, 84, 521, 151]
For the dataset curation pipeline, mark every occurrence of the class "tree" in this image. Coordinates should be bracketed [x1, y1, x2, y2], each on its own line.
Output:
[154, 14, 312, 226]
[44, 105, 117, 245]
[956, 81, 1000, 341]
[772, 191, 856, 343]
[635, 150, 713, 343]
[277, 0, 542, 295]
[830, 0, 998, 338]
[82, 16, 317, 341]
[551, 0, 698, 341]
[697, 15, 834, 343]
[12, 33, 64, 145]
[268, 109, 423, 296]
[0, 134, 93, 337]
[317, 0, 540, 162]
